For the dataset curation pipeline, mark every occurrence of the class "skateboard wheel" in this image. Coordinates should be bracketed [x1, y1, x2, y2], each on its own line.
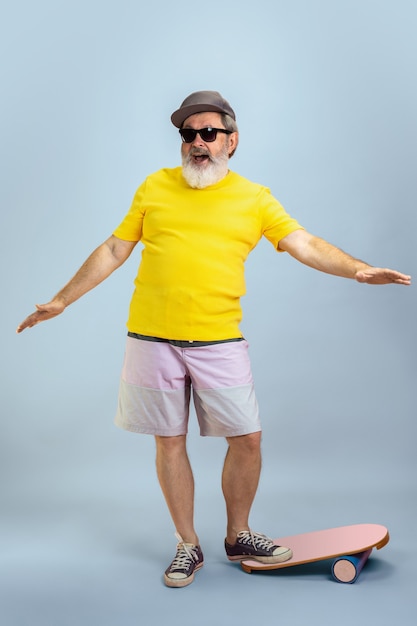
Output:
[332, 549, 372, 583]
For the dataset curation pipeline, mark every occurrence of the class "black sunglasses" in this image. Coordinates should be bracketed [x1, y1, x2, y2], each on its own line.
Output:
[179, 127, 232, 143]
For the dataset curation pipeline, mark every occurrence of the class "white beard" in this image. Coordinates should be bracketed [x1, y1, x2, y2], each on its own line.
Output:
[181, 146, 230, 189]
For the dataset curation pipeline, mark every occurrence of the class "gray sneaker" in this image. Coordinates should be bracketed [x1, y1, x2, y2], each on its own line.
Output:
[164, 533, 204, 588]
[225, 529, 292, 564]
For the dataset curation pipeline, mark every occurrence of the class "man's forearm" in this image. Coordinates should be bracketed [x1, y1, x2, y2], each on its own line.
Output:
[278, 229, 410, 285]
[297, 235, 371, 279]
[16, 236, 136, 333]
[52, 240, 124, 307]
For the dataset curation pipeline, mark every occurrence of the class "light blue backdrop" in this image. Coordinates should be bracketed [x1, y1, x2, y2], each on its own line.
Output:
[1, 1, 416, 625]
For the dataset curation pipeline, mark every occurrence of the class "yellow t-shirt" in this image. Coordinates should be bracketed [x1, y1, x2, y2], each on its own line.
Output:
[113, 167, 303, 340]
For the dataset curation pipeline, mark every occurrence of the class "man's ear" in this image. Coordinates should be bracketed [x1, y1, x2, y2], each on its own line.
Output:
[228, 132, 239, 157]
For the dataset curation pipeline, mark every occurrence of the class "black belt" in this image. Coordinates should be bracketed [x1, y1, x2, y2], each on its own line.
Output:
[127, 332, 244, 348]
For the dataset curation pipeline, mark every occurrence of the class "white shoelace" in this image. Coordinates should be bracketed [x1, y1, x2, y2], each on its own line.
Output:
[169, 532, 199, 571]
[237, 529, 274, 549]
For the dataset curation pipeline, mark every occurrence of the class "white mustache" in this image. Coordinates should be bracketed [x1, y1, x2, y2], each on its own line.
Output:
[188, 147, 212, 159]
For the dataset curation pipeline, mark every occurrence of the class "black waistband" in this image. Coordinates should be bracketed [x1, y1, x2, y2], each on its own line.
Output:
[127, 332, 244, 348]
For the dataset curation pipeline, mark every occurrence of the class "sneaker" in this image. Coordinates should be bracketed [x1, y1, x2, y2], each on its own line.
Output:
[164, 533, 204, 588]
[225, 529, 292, 564]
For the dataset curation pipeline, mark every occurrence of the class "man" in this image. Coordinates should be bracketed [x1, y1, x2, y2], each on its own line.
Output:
[17, 91, 411, 588]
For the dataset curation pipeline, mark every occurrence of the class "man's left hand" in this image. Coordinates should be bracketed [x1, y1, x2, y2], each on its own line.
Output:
[355, 268, 411, 285]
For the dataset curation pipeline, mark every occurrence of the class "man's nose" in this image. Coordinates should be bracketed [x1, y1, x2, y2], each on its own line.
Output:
[191, 131, 205, 146]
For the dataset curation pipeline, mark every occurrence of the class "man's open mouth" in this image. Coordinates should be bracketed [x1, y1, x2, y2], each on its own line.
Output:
[193, 154, 210, 163]
[189, 149, 211, 165]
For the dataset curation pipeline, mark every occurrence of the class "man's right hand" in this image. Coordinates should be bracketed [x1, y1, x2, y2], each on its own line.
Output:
[16, 299, 66, 333]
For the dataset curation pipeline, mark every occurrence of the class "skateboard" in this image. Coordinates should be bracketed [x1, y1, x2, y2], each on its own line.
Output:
[241, 523, 389, 583]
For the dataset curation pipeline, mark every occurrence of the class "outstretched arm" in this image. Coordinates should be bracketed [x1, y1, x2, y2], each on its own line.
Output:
[278, 230, 411, 285]
[16, 235, 137, 333]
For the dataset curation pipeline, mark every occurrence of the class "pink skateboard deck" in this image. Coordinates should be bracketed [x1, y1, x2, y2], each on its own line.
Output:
[241, 523, 389, 583]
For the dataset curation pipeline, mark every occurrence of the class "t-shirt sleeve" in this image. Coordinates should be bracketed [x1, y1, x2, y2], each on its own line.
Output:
[112, 179, 147, 242]
[259, 187, 304, 250]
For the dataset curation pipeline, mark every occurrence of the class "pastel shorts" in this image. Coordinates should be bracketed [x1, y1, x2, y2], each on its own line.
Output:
[114, 336, 261, 437]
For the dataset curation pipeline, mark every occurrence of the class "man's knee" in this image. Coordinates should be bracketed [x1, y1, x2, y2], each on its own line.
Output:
[155, 434, 187, 455]
[226, 431, 262, 454]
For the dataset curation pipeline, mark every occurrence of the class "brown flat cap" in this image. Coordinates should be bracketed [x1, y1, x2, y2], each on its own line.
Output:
[171, 90, 236, 128]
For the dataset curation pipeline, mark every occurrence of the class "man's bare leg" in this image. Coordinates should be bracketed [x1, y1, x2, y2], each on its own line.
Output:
[222, 430, 292, 563]
[155, 434, 199, 545]
[221, 431, 262, 545]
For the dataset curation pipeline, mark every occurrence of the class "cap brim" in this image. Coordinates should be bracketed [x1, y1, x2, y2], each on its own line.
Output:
[171, 104, 229, 128]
